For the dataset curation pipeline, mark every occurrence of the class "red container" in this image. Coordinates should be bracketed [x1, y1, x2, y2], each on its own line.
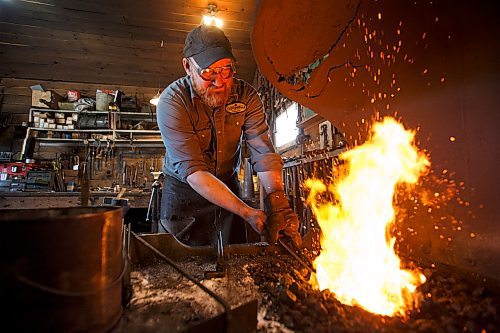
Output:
[67, 90, 81, 102]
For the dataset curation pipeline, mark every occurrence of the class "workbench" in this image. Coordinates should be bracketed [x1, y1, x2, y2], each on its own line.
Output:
[0, 191, 151, 210]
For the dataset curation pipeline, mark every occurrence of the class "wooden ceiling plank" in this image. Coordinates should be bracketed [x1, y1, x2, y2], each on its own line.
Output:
[0, 13, 252, 50]
[0, 32, 186, 62]
[0, 0, 258, 88]
[2, 1, 254, 35]
[1, 62, 178, 87]
[44, 0, 257, 20]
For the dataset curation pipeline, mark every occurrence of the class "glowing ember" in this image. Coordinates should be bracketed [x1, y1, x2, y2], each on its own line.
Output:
[306, 117, 429, 317]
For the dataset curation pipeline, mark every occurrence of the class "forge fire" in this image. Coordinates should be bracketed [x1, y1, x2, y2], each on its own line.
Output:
[306, 117, 429, 317]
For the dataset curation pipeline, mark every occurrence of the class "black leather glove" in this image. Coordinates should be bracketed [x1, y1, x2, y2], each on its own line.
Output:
[264, 190, 302, 246]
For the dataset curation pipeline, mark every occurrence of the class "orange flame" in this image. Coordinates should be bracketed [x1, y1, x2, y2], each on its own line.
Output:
[306, 117, 429, 316]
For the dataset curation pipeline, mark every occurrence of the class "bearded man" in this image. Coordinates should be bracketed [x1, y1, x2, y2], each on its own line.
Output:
[156, 25, 301, 247]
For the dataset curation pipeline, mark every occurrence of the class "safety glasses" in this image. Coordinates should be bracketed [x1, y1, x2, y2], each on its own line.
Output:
[190, 58, 236, 81]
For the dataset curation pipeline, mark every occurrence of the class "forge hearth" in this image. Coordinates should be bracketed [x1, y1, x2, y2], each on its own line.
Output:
[112, 240, 499, 333]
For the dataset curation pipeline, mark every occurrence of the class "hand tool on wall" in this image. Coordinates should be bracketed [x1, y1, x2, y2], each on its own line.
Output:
[73, 155, 80, 171]
[106, 150, 115, 176]
[130, 164, 133, 187]
[133, 164, 138, 187]
[122, 161, 126, 186]
[117, 152, 122, 173]
[59, 153, 69, 170]
[83, 140, 89, 177]
[89, 146, 95, 179]
[96, 140, 103, 173]
[104, 140, 110, 165]
[95, 147, 102, 173]
[52, 154, 65, 192]
[80, 161, 89, 206]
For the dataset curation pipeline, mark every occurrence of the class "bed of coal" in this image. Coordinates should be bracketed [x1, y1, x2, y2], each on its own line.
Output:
[113, 250, 499, 333]
[249, 253, 499, 333]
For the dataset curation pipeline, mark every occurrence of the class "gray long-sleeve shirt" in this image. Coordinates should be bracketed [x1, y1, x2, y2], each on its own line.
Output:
[157, 76, 283, 183]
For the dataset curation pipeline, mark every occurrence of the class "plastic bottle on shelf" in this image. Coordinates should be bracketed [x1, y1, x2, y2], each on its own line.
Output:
[108, 90, 120, 112]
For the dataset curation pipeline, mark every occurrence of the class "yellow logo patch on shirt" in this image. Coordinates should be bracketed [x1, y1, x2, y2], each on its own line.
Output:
[226, 102, 246, 114]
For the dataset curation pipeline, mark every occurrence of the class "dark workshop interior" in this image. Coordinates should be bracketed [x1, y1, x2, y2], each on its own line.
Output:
[1, 0, 500, 332]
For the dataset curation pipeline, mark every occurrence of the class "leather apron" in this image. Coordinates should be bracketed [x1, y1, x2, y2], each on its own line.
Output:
[159, 174, 243, 247]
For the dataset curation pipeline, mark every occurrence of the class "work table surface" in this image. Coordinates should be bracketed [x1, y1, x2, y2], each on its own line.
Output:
[0, 191, 151, 209]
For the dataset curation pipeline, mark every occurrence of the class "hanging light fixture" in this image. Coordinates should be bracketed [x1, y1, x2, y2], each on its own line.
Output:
[149, 90, 160, 106]
[202, 4, 223, 28]
[150, 40, 164, 106]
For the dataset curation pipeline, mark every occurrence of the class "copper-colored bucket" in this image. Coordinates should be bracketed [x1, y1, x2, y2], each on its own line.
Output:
[0, 207, 124, 332]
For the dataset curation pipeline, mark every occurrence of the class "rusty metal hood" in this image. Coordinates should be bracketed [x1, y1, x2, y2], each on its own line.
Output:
[252, 0, 500, 282]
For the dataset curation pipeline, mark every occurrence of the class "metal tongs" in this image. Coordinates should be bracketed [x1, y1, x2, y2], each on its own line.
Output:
[278, 236, 316, 274]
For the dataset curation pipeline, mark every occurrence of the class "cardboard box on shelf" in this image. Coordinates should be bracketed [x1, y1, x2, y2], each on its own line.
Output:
[58, 102, 75, 110]
[31, 85, 62, 109]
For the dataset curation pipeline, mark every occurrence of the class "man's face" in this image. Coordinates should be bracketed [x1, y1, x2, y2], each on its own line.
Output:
[184, 57, 234, 108]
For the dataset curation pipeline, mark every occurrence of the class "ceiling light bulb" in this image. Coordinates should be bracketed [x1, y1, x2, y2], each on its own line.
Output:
[149, 91, 161, 106]
[214, 17, 223, 28]
[202, 11, 223, 28]
[149, 96, 160, 106]
[202, 14, 213, 25]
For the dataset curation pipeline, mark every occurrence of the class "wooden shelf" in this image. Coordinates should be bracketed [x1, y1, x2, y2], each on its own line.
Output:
[22, 108, 162, 155]
[31, 128, 112, 132]
[30, 108, 155, 116]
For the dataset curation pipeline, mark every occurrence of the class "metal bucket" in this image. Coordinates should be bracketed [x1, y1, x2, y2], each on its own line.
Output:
[0, 207, 124, 332]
